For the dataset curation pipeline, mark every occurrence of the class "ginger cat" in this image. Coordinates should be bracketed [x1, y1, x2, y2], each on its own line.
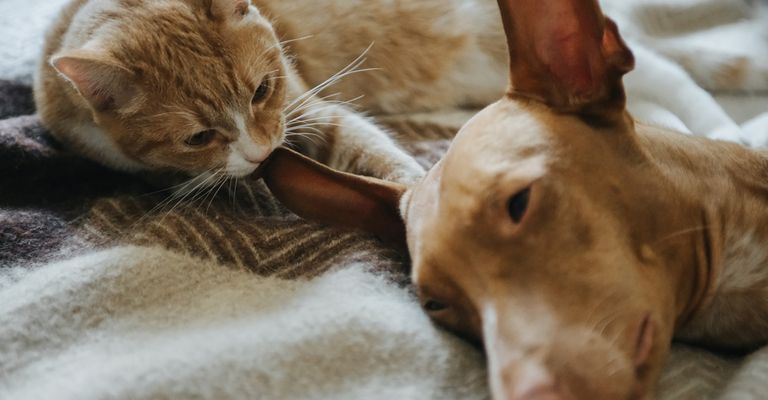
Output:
[34, 0, 507, 188]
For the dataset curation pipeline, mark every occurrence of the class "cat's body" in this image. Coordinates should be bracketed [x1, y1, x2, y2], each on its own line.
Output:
[34, 0, 507, 186]
[252, 0, 507, 114]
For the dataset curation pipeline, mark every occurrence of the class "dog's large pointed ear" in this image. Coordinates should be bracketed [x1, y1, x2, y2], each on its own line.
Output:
[261, 148, 407, 248]
[497, 0, 634, 117]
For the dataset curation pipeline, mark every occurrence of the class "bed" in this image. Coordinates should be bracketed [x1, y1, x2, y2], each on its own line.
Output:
[1, 0, 767, 398]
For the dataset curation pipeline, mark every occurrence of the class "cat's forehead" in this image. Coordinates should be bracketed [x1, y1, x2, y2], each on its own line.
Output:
[115, 2, 278, 69]
[109, 1, 283, 106]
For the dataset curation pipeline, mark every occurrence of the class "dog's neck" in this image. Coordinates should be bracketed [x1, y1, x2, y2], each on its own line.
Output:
[638, 122, 768, 348]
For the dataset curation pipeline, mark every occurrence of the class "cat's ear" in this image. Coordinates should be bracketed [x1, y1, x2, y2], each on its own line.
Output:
[261, 148, 408, 248]
[51, 51, 136, 113]
[497, 0, 634, 116]
[210, 0, 251, 20]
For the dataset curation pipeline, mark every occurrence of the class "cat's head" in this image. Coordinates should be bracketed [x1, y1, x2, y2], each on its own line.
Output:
[52, 0, 286, 178]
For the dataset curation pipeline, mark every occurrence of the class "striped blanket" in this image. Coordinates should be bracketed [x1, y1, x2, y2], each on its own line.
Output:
[1, 0, 767, 399]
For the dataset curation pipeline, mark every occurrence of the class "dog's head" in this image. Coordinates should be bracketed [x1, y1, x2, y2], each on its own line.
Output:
[261, 1, 714, 398]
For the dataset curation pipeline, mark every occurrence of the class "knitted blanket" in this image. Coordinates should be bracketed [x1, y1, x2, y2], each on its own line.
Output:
[1, 0, 767, 399]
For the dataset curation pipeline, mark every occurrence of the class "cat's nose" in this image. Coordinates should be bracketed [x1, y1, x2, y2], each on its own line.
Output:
[233, 133, 274, 164]
[243, 149, 271, 164]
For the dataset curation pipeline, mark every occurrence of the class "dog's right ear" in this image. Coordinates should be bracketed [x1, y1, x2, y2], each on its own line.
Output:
[497, 0, 634, 117]
[260, 148, 408, 248]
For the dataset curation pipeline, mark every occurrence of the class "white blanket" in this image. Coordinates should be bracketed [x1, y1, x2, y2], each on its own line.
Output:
[1, 247, 487, 399]
[1, 1, 767, 399]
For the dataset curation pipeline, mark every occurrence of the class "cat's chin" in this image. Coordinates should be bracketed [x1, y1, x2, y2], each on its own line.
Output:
[226, 165, 261, 179]
[139, 166, 262, 193]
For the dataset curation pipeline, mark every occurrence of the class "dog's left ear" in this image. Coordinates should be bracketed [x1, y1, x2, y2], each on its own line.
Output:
[497, 0, 635, 118]
[260, 148, 407, 247]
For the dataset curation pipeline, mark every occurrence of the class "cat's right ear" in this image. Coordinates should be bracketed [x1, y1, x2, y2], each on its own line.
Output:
[51, 52, 136, 113]
[261, 148, 408, 248]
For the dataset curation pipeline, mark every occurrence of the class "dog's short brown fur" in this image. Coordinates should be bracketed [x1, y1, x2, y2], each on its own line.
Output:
[258, 0, 768, 398]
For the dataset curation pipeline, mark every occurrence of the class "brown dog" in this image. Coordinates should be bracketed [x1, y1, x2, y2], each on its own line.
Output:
[258, 0, 768, 398]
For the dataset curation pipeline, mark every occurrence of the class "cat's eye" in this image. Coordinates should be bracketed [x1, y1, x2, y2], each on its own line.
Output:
[252, 78, 271, 104]
[507, 187, 531, 224]
[185, 130, 217, 147]
[423, 300, 448, 313]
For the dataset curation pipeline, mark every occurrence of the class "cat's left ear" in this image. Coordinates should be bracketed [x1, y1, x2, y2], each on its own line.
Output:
[210, 0, 251, 20]
[51, 51, 137, 113]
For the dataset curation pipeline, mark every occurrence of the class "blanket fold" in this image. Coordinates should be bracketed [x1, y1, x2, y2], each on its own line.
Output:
[2, 0, 768, 399]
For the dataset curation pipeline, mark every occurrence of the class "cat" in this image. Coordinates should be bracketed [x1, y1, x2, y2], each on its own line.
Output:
[33, 0, 508, 189]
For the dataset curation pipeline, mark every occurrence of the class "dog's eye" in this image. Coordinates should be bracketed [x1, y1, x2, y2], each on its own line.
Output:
[423, 300, 448, 312]
[507, 187, 531, 223]
[252, 78, 271, 104]
[185, 130, 217, 147]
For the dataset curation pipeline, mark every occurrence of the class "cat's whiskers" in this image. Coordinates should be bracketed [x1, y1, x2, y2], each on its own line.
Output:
[278, 34, 314, 48]
[108, 168, 219, 246]
[285, 130, 326, 140]
[284, 132, 325, 147]
[285, 129, 325, 142]
[284, 99, 366, 146]
[176, 170, 222, 197]
[144, 171, 215, 216]
[201, 173, 229, 214]
[187, 170, 227, 204]
[228, 176, 241, 212]
[283, 43, 375, 115]
[287, 113, 344, 124]
[136, 174, 210, 198]
[284, 65, 378, 118]
[285, 92, 343, 119]
[288, 122, 344, 131]
[158, 169, 225, 222]
[154, 169, 230, 230]
[284, 94, 367, 147]
[283, 139, 300, 151]
[211, 176, 231, 212]
[285, 95, 366, 124]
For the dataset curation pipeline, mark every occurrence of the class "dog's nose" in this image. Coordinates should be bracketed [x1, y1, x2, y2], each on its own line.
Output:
[496, 360, 579, 400]
[498, 361, 568, 400]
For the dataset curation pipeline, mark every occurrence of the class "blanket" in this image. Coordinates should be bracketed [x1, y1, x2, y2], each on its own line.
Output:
[1, 0, 767, 399]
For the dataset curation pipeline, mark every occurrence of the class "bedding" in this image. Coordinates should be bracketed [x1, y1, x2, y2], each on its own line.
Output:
[1, 0, 767, 399]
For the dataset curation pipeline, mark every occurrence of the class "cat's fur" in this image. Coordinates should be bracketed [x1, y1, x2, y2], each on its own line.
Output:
[34, 0, 507, 186]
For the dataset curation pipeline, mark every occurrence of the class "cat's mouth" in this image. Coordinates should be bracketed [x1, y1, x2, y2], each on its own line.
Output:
[228, 162, 262, 178]
[250, 154, 275, 180]
[226, 148, 275, 178]
[250, 146, 295, 180]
